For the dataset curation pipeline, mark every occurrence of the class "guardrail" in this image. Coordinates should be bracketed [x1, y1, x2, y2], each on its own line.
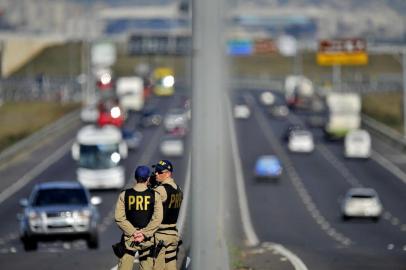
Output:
[361, 114, 406, 149]
[0, 109, 80, 164]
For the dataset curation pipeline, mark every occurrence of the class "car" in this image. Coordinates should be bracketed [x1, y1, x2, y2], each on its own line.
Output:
[138, 107, 162, 128]
[18, 181, 101, 251]
[164, 108, 188, 131]
[168, 126, 188, 138]
[97, 98, 125, 128]
[268, 105, 289, 118]
[122, 129, 143, 150]
[259, 91, 275, 106]
[344, 129, 371, 158]
[288, 130, 314, 153]
[254, 155, 282, 179]
[159, 135, 184, 157]
[341, 188, 382, 221]
[234, 104, 251, 119]
[282, 124, 305, 141]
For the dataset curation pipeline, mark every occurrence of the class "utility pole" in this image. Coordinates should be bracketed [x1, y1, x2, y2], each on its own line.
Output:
[191, 0, 230, 268]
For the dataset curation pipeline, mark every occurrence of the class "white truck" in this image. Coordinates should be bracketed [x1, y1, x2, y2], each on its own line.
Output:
[71, 125, 128, 189]
[116, 77, 144, 112]
[284, 75, 314, 110]
[325, 92, 361, 139]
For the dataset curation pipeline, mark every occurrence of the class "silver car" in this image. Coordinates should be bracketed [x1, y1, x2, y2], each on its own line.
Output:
[341, 187, 382, 222]
[18, 181, 101, 251]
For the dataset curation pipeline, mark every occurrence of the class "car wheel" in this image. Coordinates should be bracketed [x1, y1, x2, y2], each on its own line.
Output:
[342, 215, 350, 221]
[22, 237, 38, 251]
[372, 217, 380, 223]
[86, 233, 99, 249]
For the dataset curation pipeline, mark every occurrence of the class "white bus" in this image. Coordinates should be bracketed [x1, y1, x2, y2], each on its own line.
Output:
[71, 125, 128, 189]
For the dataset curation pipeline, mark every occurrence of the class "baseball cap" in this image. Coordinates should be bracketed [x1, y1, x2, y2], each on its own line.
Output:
[134, 166, 150, 180]
[153, 160, 173, 173]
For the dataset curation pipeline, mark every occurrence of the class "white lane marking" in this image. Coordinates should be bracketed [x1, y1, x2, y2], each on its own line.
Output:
[316, 144, 361, 187]
[270, 243, 309, 270]
[246, 93, 352, 247]
[0, 138, 74, 205]
[226, 96, 260, 247]
[371, 150, 406, 185]
[177, 154, 191, 236]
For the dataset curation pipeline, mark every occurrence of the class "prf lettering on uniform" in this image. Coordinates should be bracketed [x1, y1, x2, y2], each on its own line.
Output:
[128, 196, 151, 210]
[168, 194, 182, 208]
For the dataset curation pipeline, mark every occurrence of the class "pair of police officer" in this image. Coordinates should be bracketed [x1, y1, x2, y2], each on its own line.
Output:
[114, 159, 182, 270]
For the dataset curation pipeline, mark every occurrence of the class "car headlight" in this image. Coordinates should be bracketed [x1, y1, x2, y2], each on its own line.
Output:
[28, 211, 42, 223]
[76, 209, 91, 220]
[111, 106, 121, 119]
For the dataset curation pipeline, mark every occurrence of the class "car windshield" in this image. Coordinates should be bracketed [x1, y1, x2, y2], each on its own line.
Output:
[79, 144, 121, 169]
[32, 188, 88, 206]
[350, 194, 375, 199]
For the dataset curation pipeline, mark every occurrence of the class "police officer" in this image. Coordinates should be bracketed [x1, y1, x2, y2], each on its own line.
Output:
[115, 165, 163, 270]
[152, 160, 183, 270]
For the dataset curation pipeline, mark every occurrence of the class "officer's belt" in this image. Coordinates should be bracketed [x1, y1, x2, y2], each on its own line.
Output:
[157, 226, 177, 232]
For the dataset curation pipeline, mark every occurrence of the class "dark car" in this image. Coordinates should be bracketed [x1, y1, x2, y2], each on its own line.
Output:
[138, 107, 162, 128]
[18, 181, 101, 251]
[282, 124, 305, 141]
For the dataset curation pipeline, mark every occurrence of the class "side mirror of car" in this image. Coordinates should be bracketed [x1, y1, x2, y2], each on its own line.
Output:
[19, 198, 29, 207]
[91, 196, 102, 206]
[16, 213, 24, 221]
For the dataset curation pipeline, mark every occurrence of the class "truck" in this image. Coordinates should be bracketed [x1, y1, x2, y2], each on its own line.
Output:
[71, 125, 128, 189]
[324, 92, 361, 139]
[284, 75, 314, 110]
[116, 76, 144, 112]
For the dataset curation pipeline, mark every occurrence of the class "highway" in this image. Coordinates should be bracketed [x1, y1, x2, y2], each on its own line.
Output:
[235, 89, 406, 270]
[0, 88, 405, 269]
[0, 94, 190, 270]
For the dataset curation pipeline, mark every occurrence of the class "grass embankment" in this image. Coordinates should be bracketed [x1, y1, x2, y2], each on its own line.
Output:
[0, 102, 79, 152]
[362, 92, 403, 133]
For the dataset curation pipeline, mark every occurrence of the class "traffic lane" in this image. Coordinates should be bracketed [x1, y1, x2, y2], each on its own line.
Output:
[287, 109, 406, 235]
[264, 106, 406, 249]
[235, 113, 335, 248]
[244, 91, 406, 269]
[0, 95, 180, 250]
[318, 141, 406, 222]
[0, 151, 77, 249]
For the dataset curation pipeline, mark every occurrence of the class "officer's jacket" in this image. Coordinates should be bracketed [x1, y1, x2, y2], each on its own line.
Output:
[154, 178, 182, 227]
[115, 183, 163, 238]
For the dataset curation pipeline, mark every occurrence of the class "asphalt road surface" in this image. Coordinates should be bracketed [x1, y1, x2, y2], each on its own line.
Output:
[0, 94, 190, 270]
[235, 89, 406, 270]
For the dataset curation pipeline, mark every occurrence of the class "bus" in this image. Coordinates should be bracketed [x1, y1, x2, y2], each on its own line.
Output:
[71, 125, 128, 189]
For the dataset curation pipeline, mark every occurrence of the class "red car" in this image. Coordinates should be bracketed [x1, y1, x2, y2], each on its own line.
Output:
[97, 99, 125, 128]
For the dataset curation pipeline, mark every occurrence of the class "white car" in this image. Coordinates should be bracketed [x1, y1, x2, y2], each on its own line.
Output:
[234, 104, 251, 119]
[164, 108, 188, 131]
[269, 105, 289, 118]
[288, 130, 314, 153]
[341, 188, 382, 221]
[259, 91, 275, 106]
[344, 129, 371, 158]
[160, 136, 184, 157]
